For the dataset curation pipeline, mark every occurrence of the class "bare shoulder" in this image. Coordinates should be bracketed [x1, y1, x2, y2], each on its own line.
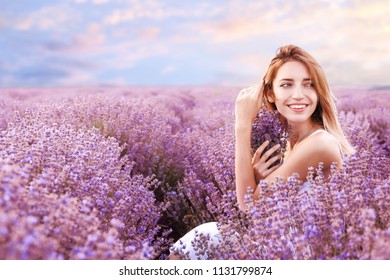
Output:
[266, 130, 342, 181]
[302, 131, 341, 159]
[293, 130, 342, 170]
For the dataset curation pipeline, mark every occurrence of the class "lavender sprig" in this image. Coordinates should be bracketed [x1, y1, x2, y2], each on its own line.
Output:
[251, 108, 290, 168]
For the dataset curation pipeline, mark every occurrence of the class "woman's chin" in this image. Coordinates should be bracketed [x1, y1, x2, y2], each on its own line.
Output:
[283, 115, 313, 125]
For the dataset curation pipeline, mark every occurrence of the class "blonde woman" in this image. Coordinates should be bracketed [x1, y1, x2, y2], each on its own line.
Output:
[170, 45, 355, 259]
[236, 44, 354, 209]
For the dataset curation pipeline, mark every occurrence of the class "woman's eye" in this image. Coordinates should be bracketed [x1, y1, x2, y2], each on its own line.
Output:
[281, 83, 291, 87]
[304, 82, 314, 88]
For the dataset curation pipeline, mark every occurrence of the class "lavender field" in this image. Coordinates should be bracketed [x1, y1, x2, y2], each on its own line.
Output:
[0, 86, 389, 260]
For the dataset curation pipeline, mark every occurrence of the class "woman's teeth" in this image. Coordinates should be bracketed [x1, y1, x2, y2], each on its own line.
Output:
[289, 105, 306, 109]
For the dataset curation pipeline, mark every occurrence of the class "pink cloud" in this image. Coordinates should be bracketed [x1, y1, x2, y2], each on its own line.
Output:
[72, 24, 106, 52]
[15, 5, 81, 31]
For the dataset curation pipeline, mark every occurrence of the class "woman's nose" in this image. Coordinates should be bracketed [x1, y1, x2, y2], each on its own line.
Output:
[292, 86, 304, 99]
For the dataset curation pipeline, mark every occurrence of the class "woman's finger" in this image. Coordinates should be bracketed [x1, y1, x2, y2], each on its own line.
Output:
[237, 85, 263, 105]
[238, 86, 255, 97]
[255, 159, 281, 180]
[266, 161, 282, 175]
[263, 153, 283, 170]
[261, 143, 281, 161]
[253, 151, 283, 181]
[254, 153, 282, 173]
[252, 140, 269, 164]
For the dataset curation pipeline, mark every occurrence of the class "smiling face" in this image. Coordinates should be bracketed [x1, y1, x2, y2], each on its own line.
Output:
[269, 60, 318, 126]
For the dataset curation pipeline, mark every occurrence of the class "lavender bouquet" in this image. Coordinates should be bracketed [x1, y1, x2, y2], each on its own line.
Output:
[251, 108, 290, 168]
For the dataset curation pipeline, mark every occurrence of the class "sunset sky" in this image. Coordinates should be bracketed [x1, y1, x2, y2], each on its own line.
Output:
[0, 0, 389, 87]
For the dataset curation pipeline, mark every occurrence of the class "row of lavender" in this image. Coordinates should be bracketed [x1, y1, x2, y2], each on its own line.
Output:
[0, 86, 389, 259]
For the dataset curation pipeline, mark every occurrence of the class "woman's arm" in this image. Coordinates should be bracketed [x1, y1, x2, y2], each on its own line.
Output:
[235, 123, 257, 209]
[234, 85, 264, 209]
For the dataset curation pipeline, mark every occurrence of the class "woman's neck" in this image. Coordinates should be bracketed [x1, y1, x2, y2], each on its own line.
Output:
[289, 121, 321, 149]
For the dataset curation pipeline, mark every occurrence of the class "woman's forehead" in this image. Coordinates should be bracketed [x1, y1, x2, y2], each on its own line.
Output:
[275, 60, 310, 81]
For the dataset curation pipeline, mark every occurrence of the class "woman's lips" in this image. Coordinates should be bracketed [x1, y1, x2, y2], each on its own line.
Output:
[287, 104, 308, 112]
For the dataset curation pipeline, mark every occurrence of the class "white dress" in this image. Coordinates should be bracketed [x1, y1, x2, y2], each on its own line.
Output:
[170, 222, 222, 260]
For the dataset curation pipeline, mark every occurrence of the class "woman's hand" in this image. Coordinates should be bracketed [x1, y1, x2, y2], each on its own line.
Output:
[235, 85, 263, 128]
[252, 140, 283, 182]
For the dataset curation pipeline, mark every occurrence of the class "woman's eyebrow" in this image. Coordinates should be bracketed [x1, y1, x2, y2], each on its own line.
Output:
[278, 78, 294, 82]
[278, 78, 311, 82]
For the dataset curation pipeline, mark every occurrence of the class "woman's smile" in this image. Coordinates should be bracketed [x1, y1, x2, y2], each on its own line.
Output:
[287, 103, 309, 112]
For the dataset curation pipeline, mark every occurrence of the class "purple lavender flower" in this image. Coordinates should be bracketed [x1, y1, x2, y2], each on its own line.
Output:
[251, 108, 290, 168]
[0, 86, 388, 260]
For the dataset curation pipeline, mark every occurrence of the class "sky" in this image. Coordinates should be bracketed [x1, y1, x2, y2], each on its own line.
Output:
[0, 0, 389, 87]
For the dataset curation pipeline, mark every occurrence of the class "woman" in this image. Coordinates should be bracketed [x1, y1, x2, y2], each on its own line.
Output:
[169, 44, 355, 260]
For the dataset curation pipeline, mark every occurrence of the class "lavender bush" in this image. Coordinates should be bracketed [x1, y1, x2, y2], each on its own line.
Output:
[0, 86, 388, 259]
[0, 108, 165, 259]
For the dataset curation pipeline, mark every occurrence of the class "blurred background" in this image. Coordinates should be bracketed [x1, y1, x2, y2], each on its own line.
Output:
[0, 0, 389, 88]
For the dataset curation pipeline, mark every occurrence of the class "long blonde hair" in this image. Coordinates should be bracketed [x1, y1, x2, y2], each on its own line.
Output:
[262, 45, 355, 155]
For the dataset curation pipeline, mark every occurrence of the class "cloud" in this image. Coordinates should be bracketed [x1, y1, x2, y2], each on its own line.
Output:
[134, 27, 161, 41]
[0, 16, 7, 29]
[19, 68, 69, 82]
[36, 23, 107, 56]
[300, 1, 390, 85]
[161, 64, 177, 74]
[74, 0, 111, 4]
[105, 43, 169, 71]
[92, 0, 111, 4]
[177, 0, 390, 86]
[72, 23, 106, 51]
[42, 41, 73, 52]
[15, 5, 81, 31]
[0, 54, 101, 87]
[102, 0, 220, 26]
[55, 70, 99, 86]
[103, 1, 170, 25]
[1, 0, 389, 87]
[179, 1, 293, 43]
